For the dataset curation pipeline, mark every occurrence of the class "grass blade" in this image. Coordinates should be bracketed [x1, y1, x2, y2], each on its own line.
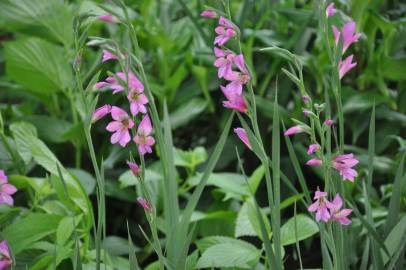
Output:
[384, 152, 405, 236]
[271, 90, 282, 267]
[127, 222, 140, 270]
[176, 111, 235, 264]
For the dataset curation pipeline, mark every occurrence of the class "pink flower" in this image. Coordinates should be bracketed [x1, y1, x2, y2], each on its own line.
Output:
[302, 95, 310, 103]
[100, 71, 144, 94]
[102, 50, 118, 62]
[220, 85, 247, 113]
[0, 170, 7, 183]
[92, 104, 112, 123]
[303, 109, 311, 117]
[307, 144, 320, 155]
[329, 194, 352, 225]
[324, 119, 334, 126]
[97, 14, 117, 23]
[308, 191, 333, 222]
[284, 125, 303, 136]
[0, 240, 12, 269]
[234, 128, 252, 150]
[326, 3, 336, 17]
[137, 197, 152, 211]
[214, 47, 235, 79]
[332, 153, 359, 182]
[214, 16, 236, 46]
[307, 158, 323, 166]
[127, 161, 141, 177]
[339, 55, 357, 79]
[127, 89, 149, 116]
[133, 115, 155, 155]
[95, 81, 109, 90]
[106, 106, 134, 147]
[200, 10, 218, 18]
[224, 54, 250, 95]
[0, 170, 17, 206]
[332, 21, 361, 53]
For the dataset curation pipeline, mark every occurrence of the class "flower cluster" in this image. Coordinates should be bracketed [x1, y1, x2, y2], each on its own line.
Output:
[283, 3, 360, 225]
[201, 11, 252, 148]
[0, 240, 12, 269]
[93, 51, 155, 155]
[0, 170, 17, 206]
[328, 3, 361, 79]
[308, 191, 352, 225]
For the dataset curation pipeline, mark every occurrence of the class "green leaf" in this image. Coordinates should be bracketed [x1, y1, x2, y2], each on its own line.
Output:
[381, 57, 406, 81]
[196, 238, 261, 269]
[25, 116, 73, 143]
[383, 215, 406, 264]
[170, 98, 207, 129]
[0, 0, 73, 45]
[2, 213, 62, 254]
[235, 202, 259, 238]
[118, 169, 162, 189]
[57, 215, 82, 246]
[10, 122, 93, 229]
[247, 165, 264, 194]
[281, 214, 319, 246]
[384, 152, 406, 235]
[4, 38, 73, 95]
[174, 146, 207, 169]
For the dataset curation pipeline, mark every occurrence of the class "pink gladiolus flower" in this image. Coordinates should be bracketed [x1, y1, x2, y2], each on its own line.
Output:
[102, 50, 118, 62]
[302, 95, 310, 103]
[220, 85, 247, 113]
[234, 128, 252, 150]
[127, 89, 149, 116]
[92, 104, 112, 123]
[303, 109, 311, 117]
[332, 153, 359, 182]
[214, 16, 236, 46]
[104, 71, 144, 94]
[326, 3, 336, 17]
[0, 170, 17, 206]
[339, 55, 357, 79]
[137, 197, 152, 211]
[133, 115, 155, 155]
[224, 54, 250, 95]
[308, 191, 333, 222]
[127, 161, 141, 177]
[106, 106, 134, 147]
[332, 21, 361, 53]
[214, 47, 235, 79]
[324, 119, 334, 126]
[200, 10, 217, 18]
[307, 144, 320, 155]
[97, 14, 117, 23]
[329, 194, 352, 225]
[307, 158, 323, 166]
[284, 125, 303, 136]
[95, 81, 109, 90]
[0, 240, 12, 269]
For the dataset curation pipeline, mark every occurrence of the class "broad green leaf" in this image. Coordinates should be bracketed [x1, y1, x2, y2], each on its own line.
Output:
[4, 38, 73, 95]
[104, 236, 136, 256]
[247, 165, 264, 194]
[10, 122, 92, 229]
[174, 146, 207, 169]
[57, 215, 82, 246]
[196, 238, 261, 269]
[281, 214, 319, 246]
[381, 57, 406, 81]
[235, 202, 257, 238]
[0, 0, 73, 45]
[25, 115, 72, 143]
[2, 213, 62, 254]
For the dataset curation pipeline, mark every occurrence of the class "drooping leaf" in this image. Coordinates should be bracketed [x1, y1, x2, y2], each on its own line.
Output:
[281, 214, 319, 246]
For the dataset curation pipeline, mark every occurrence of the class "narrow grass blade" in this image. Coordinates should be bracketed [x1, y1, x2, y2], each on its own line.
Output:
[271, 91, 282, 267]
[162, 101, 180, 262]
[235, 148, 276, 270]
[282, 123, 311, 204]
[176, 111, 235, 264]
[384, 152, 405, 236]
[127, 222, 140, 270]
